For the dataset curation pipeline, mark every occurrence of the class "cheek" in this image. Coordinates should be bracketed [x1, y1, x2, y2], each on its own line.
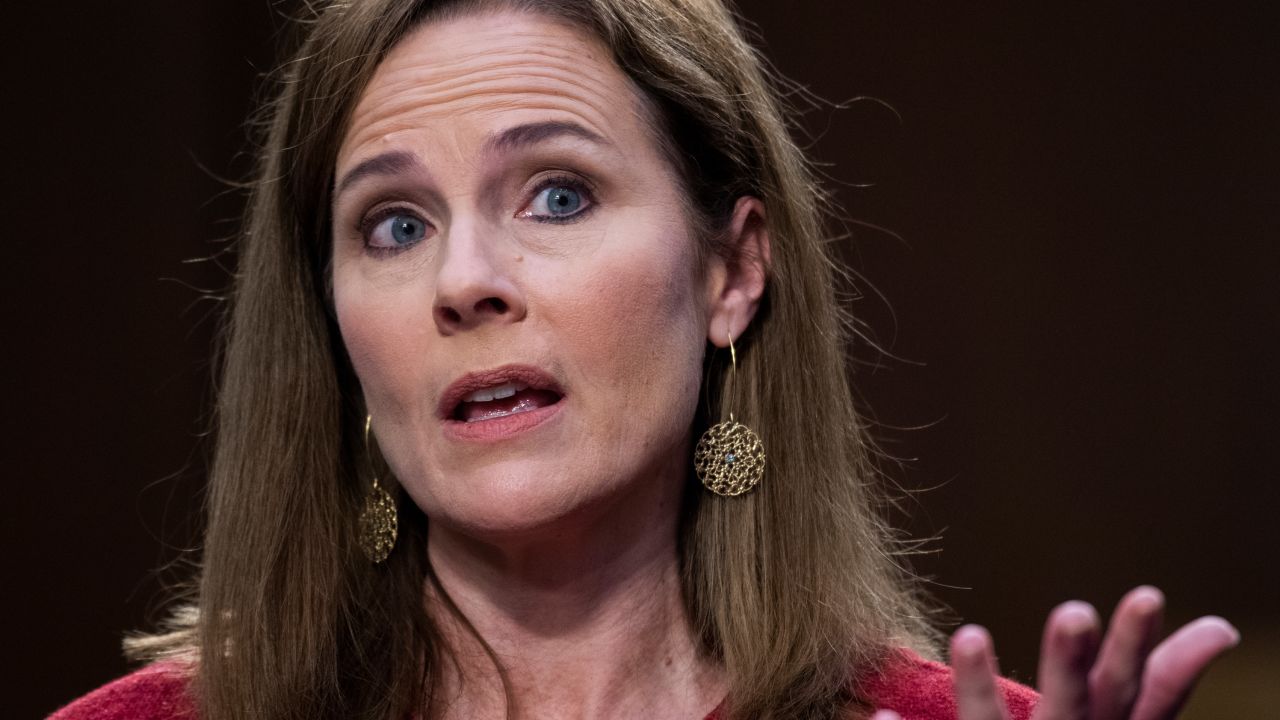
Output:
[333, 268, 434, 418]
[547, 223, 706, 434]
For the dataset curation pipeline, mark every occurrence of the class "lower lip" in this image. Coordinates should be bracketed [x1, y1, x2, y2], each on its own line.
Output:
[442, 400, 564, 442]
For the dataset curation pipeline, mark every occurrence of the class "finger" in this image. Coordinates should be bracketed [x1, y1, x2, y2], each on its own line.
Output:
[870, 712, 903, 720]
[1130, 616, 1239, 720]
[1034, 601, 1101, 720]
[1088, 586, 1165, 720]
[951, 625, 1010, 720]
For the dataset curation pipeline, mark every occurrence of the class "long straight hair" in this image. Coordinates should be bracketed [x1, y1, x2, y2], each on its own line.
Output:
[130, 1, 941, 717]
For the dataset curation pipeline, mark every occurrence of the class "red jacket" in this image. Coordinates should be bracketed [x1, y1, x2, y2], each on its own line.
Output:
[50, 652, 1038, 719]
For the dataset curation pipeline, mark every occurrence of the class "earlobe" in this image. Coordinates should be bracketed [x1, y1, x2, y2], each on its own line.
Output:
[706, 196, 771, 347]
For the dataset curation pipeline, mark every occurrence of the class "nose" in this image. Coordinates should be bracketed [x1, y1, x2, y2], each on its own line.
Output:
[432, 219, 526, 334]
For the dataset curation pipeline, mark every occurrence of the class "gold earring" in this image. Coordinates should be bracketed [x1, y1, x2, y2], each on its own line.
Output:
[358, 415, 398, 563]
[694, 328, 766, 496]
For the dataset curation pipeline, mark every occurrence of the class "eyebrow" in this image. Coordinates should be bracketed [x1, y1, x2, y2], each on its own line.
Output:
[333, 121, 609, 198]
[481, 120, 609, 156]
[334, 150, 421, 196]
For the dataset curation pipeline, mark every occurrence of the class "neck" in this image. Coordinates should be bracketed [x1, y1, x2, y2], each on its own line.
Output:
[425, 472, 724, 720]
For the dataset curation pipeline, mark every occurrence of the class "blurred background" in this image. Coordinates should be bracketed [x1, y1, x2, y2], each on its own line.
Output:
[3, 2, 1276, 717]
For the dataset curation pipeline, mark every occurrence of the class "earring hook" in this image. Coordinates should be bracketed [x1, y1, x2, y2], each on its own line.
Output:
[364, 414, 380, 491]
[725, 322, 737, 422]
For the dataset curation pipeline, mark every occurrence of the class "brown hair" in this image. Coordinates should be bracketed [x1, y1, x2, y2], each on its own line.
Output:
[130, 1, 940, 718]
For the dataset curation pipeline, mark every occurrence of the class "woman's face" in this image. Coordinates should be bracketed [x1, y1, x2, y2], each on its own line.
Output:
[331, 11, 722, 539]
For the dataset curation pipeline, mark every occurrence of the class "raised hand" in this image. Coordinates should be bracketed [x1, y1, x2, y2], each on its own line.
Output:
[872, 586, 1238, 720]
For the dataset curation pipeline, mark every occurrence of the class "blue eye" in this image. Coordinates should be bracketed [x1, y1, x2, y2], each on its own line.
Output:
[528, 184, 587, 219]
[367, 212, 429, 250]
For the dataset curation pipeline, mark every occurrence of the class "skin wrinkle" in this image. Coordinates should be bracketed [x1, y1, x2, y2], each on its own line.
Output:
[329, 10, 767, 720]
[340, 45, 623, 168]
[360, 63, 620, 119]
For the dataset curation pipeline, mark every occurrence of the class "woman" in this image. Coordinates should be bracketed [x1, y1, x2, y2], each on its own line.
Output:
[52, 0, 1237, 718]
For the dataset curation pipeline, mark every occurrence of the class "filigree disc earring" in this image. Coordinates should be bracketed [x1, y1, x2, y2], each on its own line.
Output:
[694, 328, 766, 496]
[358, 415, 398, 563]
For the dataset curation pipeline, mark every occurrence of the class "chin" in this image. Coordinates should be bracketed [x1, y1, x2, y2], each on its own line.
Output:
[410, 458, 624, 541]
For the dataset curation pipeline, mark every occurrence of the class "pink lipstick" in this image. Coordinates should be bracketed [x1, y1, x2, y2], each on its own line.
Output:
[439, 364, 564, 442]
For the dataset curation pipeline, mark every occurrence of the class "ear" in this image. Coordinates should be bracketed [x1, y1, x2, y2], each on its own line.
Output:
[705, 196, 771, 347]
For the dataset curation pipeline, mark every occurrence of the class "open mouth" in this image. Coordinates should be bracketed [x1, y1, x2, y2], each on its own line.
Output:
[451, 381, 563, 423]
[439, 365, 566, 431]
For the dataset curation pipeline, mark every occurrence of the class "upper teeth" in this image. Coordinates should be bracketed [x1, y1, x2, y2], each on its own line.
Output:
[462, 382, 528, 403]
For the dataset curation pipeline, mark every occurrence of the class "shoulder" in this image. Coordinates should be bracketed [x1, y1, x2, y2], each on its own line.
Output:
[48, 662, 196, 720]
[858, 650, 1038, 720]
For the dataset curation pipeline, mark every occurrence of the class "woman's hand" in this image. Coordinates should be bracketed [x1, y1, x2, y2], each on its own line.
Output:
[873, 586, 1239, 720]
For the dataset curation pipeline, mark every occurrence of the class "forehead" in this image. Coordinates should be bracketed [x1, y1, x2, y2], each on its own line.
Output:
[337, 10, 653, 170]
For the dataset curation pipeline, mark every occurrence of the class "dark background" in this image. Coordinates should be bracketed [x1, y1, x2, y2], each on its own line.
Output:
[4, 2, 1276, 717]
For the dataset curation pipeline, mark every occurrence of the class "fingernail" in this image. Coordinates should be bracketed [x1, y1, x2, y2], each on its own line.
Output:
[953, 624, 988, 657]
[1203, 616, 1241, 646]
[1057, 601, 1099, 634]
[1130, 585, 1165, 611]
